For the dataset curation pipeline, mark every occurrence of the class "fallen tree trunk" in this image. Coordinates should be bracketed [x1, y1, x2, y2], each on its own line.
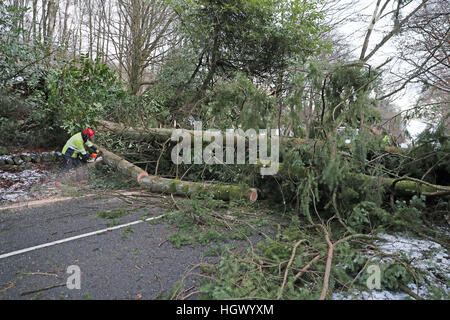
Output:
[352, 173, 450, 198]
[95, 130, 445, 200]
[97, 120, 402, 154]
[98, 121, 444, 199]
[255, 160, 450, 198]
[97, 120, 310, 147]
[96, 145, 258, 202]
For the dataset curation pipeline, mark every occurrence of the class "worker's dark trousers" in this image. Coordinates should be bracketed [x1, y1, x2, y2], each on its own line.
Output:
[62, 154, 82, 170]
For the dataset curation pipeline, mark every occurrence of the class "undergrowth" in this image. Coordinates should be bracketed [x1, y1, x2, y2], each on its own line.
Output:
[158, 183, 449, 300]
[163, 193, 275, 249]
[88, 164, 140, 190]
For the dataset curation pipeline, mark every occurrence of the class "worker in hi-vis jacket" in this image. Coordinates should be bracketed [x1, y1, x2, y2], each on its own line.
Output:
[61, 128, 101, 169]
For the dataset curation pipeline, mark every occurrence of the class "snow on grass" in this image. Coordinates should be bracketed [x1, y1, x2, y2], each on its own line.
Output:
[0, 169, 49, 202]
[333, 233, 450, 300]
[375, 233, 449, 274]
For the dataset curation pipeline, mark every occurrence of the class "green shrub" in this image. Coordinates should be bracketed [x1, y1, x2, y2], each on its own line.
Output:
[46, 54, 126, 134]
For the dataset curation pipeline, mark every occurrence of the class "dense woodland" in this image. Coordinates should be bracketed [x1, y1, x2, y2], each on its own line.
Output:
[0, 0, 449, 300]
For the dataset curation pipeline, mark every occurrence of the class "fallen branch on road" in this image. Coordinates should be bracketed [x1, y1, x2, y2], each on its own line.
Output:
[20, 283, 66, 296]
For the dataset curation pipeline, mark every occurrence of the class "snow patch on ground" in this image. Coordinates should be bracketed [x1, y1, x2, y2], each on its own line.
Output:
[0, 169, 49, 203]
[333, 233, 449, 300]
[375, 233, 449, 274]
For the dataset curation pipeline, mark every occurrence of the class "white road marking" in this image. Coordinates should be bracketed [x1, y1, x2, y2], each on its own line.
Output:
[0, 214, 166, 260]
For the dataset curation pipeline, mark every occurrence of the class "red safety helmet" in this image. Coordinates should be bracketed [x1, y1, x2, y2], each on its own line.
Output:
[82, 128, 95, 141]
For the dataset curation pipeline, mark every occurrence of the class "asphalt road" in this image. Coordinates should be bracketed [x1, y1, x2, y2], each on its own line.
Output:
[0, 194, 215, 300]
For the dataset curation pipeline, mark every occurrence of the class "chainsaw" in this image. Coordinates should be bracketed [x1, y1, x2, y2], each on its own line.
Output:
[87, 152, 103, 163]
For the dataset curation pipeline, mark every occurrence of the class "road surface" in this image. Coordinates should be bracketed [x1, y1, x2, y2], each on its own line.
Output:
[0, 192, 221, 300]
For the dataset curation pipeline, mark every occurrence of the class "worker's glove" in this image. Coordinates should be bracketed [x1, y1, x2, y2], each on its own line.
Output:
[81, 153, 90, 162]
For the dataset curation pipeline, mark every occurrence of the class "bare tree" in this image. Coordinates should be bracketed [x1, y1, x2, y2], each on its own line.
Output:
[45, 0, 58, 46]
[359, 0, 430, 63]
[106, 0, 179, 94]
[402, 0, 450, 128]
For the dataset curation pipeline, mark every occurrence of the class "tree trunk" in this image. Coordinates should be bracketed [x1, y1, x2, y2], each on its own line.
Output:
[32, 0, 38, 41]
[40, 0, 48, 44]
[96, 119, 310, 146]
[61, 0, 70, 46]
[96, 120, 401, 154]
[88, 0, 93, 59]
[96, 145, 258, 202]
[45, 0, 58, 47]
[255, 161, 449, 198]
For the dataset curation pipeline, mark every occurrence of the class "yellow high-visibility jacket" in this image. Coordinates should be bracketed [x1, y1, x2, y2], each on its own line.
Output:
[62, 132, 97, 158]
